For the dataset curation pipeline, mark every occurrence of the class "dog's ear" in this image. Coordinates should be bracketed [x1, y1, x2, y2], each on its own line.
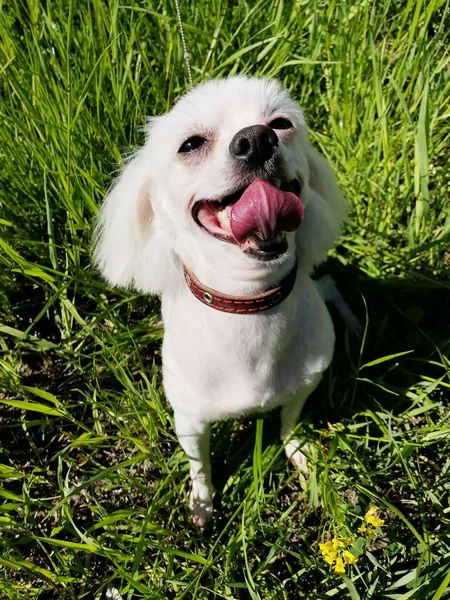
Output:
[94, 149, 179, 295]
[296, 146, 347, 271]
[94, 151, 154, 289]
[307, 146, 347, 223]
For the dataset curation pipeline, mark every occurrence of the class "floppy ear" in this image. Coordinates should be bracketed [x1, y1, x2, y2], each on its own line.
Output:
[94, 150, 154, 289]
[94, 149, 179, 294]
[296, 146, 347, 271]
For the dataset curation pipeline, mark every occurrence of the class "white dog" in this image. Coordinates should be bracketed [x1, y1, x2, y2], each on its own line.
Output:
[94, 77, 347, 530]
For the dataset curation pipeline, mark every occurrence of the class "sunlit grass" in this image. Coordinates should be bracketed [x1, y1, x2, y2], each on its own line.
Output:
[0, 0, 449, 598]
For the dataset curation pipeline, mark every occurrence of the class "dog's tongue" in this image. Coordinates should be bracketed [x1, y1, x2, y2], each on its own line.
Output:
[229, 179, 304, 244]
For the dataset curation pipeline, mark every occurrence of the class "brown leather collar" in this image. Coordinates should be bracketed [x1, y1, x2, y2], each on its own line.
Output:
[183, 259, 298, 314]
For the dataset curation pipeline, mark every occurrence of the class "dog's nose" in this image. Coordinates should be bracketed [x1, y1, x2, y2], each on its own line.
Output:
[229, 125, 278, 166]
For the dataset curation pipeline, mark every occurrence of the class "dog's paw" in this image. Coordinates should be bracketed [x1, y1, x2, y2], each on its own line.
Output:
[190, 492, 213, 532]
[284, 440, 309, 473]
[189, 478, 213, 532]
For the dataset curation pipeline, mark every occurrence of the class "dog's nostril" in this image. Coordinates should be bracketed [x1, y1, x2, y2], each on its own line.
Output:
[265, 129, 278, 146]
[234, 138, 250, 157]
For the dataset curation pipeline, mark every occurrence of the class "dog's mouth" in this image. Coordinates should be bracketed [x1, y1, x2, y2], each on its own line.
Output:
[192, 178, 304, 260]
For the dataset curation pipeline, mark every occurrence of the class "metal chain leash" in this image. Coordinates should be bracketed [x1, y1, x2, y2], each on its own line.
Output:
[174, 0, 193, 88]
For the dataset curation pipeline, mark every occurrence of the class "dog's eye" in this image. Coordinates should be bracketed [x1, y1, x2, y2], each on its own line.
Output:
[268, 118, 293, 130]
[178, 136, 207, 153]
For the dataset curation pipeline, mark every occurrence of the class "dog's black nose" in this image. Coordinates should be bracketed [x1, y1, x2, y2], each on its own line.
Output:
[229, 125, 278, 167]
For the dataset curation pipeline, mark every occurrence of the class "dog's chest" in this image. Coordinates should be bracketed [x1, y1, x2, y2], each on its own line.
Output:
[162, 277, 334, 421]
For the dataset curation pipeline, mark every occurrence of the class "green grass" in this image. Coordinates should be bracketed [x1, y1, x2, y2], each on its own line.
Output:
[1, 0, 450, 598]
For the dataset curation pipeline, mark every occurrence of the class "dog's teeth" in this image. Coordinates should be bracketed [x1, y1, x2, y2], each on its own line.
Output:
[218, 209, 230, 229]
[245, 232, 286, 248]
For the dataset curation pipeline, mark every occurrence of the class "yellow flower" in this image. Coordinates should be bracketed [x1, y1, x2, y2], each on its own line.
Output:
[358, 524, 367, 533]
[320, 541, 333, 554]
[365, 514, 385, 527]
[343, 550, 357, 565]
[334, 557, 345, 573]
[324, 550, 337, 565]
[319, 541, 337, 565]
[320, 536, 356, 570]
[366, 527, 376, 541]
[364, 506, 385, 528]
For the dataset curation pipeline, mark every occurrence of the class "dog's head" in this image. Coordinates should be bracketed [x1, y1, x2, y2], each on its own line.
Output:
[94, 77, 347, 293]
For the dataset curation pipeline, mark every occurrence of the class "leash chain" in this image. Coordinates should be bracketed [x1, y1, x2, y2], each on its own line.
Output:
[174, 0, 193, 88]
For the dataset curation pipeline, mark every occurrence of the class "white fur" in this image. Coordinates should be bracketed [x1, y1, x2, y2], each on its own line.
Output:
[94, 76, 347, 529]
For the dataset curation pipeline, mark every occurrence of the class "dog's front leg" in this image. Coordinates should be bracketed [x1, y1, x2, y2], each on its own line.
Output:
[280, 380, 321, 473]
[174, 412, 213, 531]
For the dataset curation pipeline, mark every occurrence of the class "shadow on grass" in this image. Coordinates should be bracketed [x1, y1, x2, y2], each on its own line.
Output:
[211, 258, 450, 495]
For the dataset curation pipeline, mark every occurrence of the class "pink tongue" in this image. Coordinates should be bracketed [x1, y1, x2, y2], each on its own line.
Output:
[229, 178, 304, 244]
